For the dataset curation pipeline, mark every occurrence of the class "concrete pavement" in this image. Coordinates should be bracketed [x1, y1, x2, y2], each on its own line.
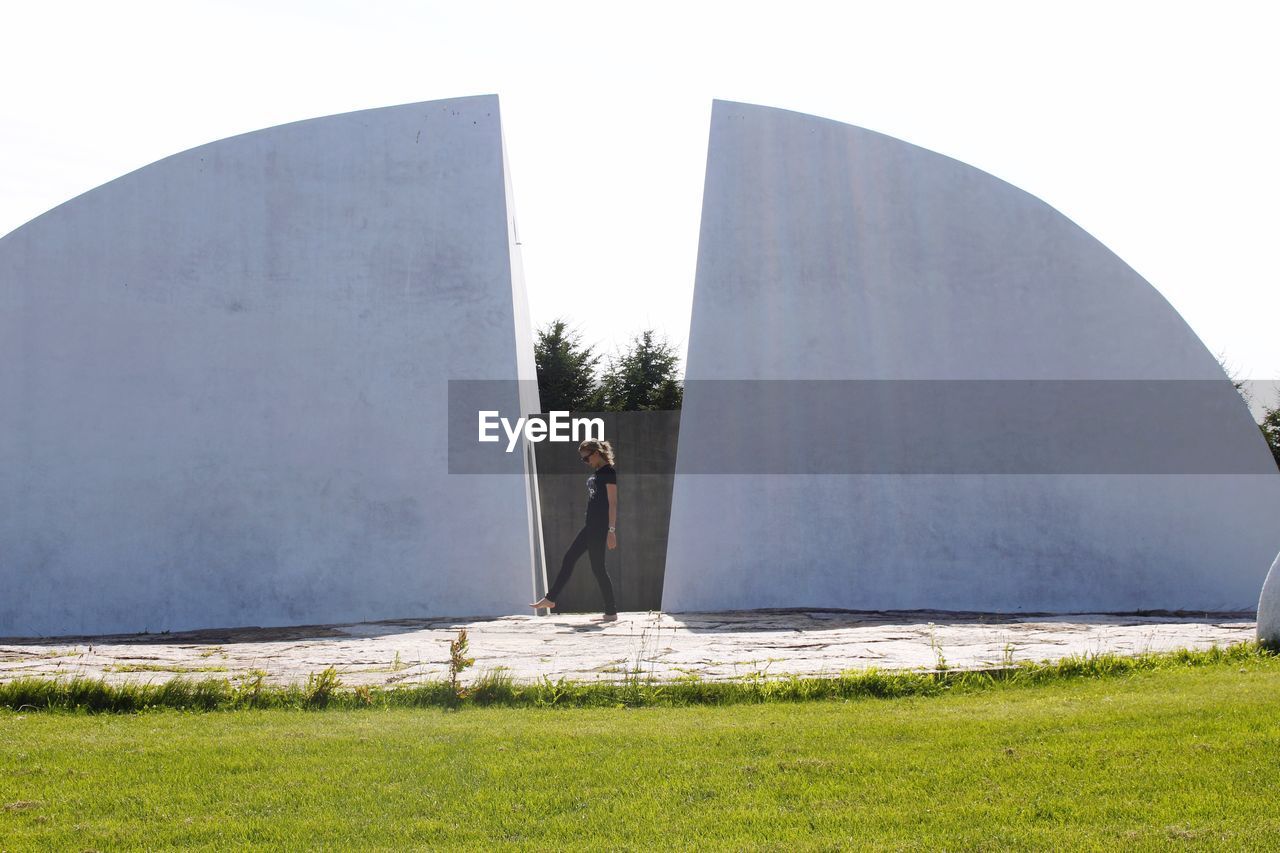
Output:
[0, 610, 1256, 688]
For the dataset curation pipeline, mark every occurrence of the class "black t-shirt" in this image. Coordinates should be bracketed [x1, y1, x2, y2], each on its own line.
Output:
[585, 464, 616, 528]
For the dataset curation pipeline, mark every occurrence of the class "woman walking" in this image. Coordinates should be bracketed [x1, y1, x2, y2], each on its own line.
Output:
[530, 439, 619, 622]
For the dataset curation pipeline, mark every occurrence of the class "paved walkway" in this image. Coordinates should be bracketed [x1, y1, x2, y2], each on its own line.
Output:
[0, 610, 1257, 687]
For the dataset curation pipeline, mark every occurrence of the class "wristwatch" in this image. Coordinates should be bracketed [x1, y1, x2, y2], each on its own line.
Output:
[608, 526, 616, 533]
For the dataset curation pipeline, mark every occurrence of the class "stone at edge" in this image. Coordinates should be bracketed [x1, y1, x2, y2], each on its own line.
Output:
[1258, 554, 1280, 649]
[0, 95, 542, 637]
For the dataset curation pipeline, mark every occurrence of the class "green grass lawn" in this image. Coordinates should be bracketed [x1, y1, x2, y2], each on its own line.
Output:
[3, 659, 1279, 850]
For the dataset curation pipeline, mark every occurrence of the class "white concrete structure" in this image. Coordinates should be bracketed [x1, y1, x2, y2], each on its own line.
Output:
[663, 100, 1280, 614]
[0, 95, 542, 637]
[1258, 553, 1280, 648]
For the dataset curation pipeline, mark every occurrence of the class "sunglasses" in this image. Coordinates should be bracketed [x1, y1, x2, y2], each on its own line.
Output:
[580, 453, 594, 463]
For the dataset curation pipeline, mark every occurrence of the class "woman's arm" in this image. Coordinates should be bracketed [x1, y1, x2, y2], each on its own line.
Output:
[606, 483, 618, 550]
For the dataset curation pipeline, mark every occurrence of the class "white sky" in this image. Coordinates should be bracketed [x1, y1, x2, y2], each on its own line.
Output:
[3, 0, 1277, 394]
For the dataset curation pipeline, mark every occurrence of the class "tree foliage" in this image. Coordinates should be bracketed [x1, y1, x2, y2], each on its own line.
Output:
[596, 330, 683, 411]
[534, 319, 603, 413]
[534, 321, 684, 412]
[1219, 353, 1280, 471]
[1262, 402, 1280, 471]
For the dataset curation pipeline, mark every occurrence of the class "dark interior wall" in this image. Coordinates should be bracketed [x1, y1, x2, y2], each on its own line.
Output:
[532, 411, 680, 613]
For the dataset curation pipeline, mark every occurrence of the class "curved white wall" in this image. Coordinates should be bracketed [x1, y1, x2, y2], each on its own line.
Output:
[663, 100, 1280, 614]
[0, 95, 541, 637]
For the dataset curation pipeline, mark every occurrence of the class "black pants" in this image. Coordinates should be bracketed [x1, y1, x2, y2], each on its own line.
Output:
[546, 524, 616, 614]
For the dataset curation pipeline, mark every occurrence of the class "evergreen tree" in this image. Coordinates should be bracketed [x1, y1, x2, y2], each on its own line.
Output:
[596, 330, 683, 411]
[534, 320, 602, 413]
[1262, 403, 1280, 471]
[1218, 353, 1278, 470]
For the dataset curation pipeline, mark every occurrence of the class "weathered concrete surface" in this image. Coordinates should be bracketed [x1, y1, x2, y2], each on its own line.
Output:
[0, 611, 1255, 687]
[665, 99, 1280, 614]
[1258, 552, 1280, 648]
[0, 95, 542, 636]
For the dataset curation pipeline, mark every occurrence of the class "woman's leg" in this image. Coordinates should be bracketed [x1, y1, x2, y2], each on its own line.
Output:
[545, 525, 592, 603]
[586, 528, 617, 616]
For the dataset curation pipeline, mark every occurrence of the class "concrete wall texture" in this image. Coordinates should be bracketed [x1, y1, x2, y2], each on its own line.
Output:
[0, 95, 542, 637]
[663, 100, 1280, 614]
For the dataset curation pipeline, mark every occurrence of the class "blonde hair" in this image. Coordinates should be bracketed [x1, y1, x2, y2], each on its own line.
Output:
[579, 439, 615, 466]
